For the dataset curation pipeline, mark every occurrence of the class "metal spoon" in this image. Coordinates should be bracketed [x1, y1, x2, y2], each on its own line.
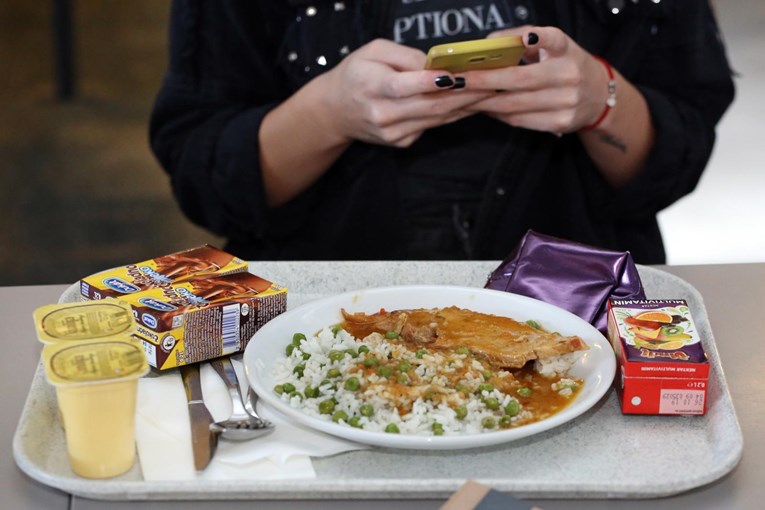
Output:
[209, 357, 274, 441]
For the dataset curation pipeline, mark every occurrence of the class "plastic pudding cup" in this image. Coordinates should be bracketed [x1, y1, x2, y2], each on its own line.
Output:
[42, 340, 149, 478]
[33, 299, 137, 344]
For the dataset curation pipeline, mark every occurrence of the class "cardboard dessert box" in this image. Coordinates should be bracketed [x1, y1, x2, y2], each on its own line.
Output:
[118, 272, 287, 370]
[79, 245, 247, 300]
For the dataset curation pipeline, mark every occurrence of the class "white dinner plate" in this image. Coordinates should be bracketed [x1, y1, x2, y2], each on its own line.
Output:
[243, 285, 616, 450]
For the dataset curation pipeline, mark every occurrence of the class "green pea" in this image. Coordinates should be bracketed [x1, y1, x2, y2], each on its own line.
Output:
[482, 370, 493, 378]
[285, 344, 296, 356]
[293, 364, 305, 378]
[359, 404, 374, 417]
[304, 386, 320, 398]
[477, 383, 494, 393]
[385, 423, 400, 434]
[499, 415, 513, 428]
[318, 399, 335, 414]
[344, 349, 359, 358]
[327, 367, 342, 378]
[481, 417, 496, 429]
[397, 373, 409, 384]
[302, 352, 311, 360]
[455, 383, 468, 394]
[344, 377, 361, 391]
[363, 356, 379, 367]
[525, 319, 542, 329]
[274, 384, 284, 395]
[328, 350, 344, 362]
[517, 387, 533, 398]
[358, 345, 370, 354]
[332, 410, 348, 423]
[288, 391, 303, 401]
[348, 416, 362, 428]
[455, 346, 470, 355]
[454, 405, 468, 420]
[484, 397, 500, 410]
[505, 400, 521, 416]
[331, 325, 344, 336]
[281, 382, 296, 394]
[397, 360, 411, 372]
[292, 332, 306, 346]
[378, 366, 393, 378]
[415, 349, 428, 359]
[432, 422, 444, 436]
[384, 330, 400, 339]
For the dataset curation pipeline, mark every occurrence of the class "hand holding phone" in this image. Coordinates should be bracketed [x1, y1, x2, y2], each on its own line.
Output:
[424, 36, 524, 73]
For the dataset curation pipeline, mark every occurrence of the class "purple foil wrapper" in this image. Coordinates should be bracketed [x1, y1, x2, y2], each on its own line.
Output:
[485, 230, 646, 335]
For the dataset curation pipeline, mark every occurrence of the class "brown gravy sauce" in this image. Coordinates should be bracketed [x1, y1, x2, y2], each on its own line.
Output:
[342, 319, 582, 427]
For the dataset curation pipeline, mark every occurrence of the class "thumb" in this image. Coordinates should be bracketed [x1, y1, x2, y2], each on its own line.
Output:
[523, 27, 568, 63]
[487, 25, 531, 39]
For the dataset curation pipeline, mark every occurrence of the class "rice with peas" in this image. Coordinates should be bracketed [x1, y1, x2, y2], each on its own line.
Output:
[272, 325, 581, 436]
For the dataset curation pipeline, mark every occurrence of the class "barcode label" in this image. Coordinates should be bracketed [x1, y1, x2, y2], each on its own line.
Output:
[221, 304, 240, 354]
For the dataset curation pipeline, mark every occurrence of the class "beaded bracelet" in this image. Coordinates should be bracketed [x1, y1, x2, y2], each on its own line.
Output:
[581, 56, 617, 131]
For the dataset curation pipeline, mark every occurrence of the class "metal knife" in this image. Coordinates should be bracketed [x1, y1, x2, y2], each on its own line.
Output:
[180, 364, 218, 471]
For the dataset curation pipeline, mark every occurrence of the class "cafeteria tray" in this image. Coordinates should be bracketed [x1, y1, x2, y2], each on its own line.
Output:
[13, 262, 743, 500]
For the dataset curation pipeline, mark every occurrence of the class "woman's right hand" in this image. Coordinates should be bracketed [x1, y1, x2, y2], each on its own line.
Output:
[260, 39, 491, 207]
[315, 38, 491, 148]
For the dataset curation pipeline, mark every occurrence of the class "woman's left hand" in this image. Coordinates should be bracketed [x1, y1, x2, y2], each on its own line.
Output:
[461, 27, 611, 134]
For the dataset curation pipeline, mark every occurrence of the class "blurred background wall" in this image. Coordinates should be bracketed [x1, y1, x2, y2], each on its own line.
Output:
[0, 0, 762, 286]
[1, 1, 222, 286]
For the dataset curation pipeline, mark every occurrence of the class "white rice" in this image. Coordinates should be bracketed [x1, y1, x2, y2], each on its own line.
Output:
[272, 327, 578, 436]
[534, 352, 578, 378]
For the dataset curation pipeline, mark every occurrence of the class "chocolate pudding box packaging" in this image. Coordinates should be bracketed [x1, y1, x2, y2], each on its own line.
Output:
[78, 246, 287, 370]
[607, 299, 709, 415]
[119, 272, 286, 370]
[78, 245, 248, 300]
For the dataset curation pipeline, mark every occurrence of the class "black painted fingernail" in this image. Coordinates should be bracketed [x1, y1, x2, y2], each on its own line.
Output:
[528, 32, 539, 45]
[451, 77, 466, 90]
[435, 75, 454, 88]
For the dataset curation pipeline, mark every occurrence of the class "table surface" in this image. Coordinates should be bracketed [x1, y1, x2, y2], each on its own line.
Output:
[3, 262, 763, 510]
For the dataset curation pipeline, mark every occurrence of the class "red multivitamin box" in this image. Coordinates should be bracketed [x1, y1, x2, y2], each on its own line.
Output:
[607, 299, 709, 415]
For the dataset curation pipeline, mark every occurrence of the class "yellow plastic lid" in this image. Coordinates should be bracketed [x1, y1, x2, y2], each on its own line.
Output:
[33, 300, 136, 344]
[42, 340, 149, 385]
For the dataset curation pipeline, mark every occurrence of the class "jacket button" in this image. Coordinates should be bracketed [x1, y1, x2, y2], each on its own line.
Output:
[514, 6, 529, 21]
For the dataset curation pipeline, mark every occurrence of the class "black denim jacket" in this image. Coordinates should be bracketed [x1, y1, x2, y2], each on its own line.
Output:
[150, 0, 734, 263]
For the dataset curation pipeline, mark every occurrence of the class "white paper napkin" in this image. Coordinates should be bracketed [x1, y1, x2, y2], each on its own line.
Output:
[135, 359, 368, 481]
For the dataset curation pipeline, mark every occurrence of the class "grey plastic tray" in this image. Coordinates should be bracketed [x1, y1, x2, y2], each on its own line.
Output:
[13, 262, 743, 500]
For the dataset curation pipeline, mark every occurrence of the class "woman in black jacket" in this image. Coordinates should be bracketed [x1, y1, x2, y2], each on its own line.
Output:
[150, 0, 734, 264]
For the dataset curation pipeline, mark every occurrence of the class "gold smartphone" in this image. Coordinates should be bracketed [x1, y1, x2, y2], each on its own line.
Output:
[424, 36, 524, 73]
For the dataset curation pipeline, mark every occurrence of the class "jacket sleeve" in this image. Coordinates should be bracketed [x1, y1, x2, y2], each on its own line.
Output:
[149, 0, 294, 241]
[605, 1, 735, 217]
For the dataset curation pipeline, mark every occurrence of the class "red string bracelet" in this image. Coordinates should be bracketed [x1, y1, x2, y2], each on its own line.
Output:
[581, 56, 617, 131]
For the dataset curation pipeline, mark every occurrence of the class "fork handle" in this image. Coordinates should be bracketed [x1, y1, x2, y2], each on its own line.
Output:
[210, 357, 249, 416]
